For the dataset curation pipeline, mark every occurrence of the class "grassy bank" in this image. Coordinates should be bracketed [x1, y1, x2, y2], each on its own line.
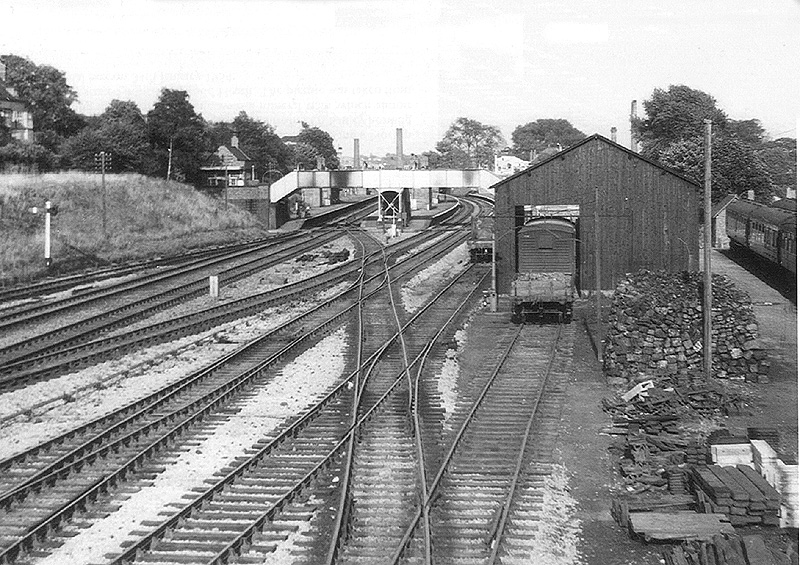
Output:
[0, 172, 265, 284]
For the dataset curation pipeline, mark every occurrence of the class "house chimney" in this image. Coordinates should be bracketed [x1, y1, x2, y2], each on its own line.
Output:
[354, 138, 360, 170]
[630, 100, 638, 152]
[396, 128, 403, 169]
[231, 135, 239, 148]
[610, 127, 617, 143]
[747, 190, 755, 200]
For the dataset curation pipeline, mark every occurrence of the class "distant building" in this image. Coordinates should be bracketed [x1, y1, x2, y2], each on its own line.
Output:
[0, 61, 34, 143]
[494, 154, 530, 177]
[200, 135, 255, 188]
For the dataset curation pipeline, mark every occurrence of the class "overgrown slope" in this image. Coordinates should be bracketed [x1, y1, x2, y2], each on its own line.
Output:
[0, 173, 264, 283]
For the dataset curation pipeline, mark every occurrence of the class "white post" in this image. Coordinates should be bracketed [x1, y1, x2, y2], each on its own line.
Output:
[209, 275, 219, 298]
[44, 200, 52, 268]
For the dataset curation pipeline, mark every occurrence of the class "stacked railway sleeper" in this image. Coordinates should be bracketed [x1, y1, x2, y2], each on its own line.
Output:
[0, 201, 488, 564]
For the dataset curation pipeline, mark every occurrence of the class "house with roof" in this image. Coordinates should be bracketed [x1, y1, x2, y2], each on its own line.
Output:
[0, 61, 34, 143]
[200, 135, 255, 189]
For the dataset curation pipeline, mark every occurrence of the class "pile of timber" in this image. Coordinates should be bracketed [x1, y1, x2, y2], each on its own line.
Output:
[691, 465, 781, 526]
[664, 533, 793, 565]
[603, 380, 741, 419]
[603, 380, 744, 493]
[603, 270, 766, 383]
[626, 510, 735, 543]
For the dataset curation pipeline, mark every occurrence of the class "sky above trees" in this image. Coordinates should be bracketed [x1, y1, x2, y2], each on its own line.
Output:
[1, 0, 797, 157]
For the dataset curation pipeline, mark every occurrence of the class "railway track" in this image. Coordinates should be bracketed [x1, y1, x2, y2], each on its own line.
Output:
[0, 202, 481, 564]
[0, 237, 276, 305]
[0, 200, 377, 340]
[0, 208, 469, 391]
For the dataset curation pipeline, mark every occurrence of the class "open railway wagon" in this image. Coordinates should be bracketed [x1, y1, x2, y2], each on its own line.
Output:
[468, 215, 494, 263]
[511, 217, 577, 323]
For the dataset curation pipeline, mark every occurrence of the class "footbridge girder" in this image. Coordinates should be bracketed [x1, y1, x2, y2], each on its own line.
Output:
[268, 168, 499, 204]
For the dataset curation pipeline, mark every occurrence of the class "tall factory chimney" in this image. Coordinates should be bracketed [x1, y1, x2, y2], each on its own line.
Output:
[630, 100, 638, 152]
[354, 138, 360, 170]
[396, 128, 403, 169]
[610, 127, 617, 143]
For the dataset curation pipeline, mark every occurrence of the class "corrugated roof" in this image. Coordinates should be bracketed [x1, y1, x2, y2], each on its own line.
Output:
[491, 133, 702, 191]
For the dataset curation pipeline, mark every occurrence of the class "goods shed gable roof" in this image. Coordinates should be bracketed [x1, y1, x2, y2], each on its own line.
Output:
[491, 133, 702, 192]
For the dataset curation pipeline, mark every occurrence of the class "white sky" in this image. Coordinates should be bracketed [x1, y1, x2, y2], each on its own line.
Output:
[1, 0, 798, 158]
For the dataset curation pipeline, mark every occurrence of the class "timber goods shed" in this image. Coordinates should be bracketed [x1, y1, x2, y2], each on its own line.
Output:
[493, 134, 700, 294]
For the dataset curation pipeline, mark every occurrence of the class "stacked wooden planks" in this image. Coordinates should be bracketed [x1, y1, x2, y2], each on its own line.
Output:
[691, 465, 781, 526]
[627, 511, 735, 542]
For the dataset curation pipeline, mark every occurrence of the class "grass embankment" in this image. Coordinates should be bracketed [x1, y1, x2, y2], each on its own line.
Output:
[0, 173, 265, 284]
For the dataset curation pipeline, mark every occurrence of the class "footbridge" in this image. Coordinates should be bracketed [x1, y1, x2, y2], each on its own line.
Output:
[226, 168, 498, 228]
[269, 168, 499, 203]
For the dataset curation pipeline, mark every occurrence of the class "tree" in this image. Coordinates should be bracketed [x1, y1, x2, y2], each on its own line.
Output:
[0, 54, 84, 148]
[511, 119, 585, 160]
[231, 112, 293, 175]
[147, 89, 208, 182]
[62, 100, 153, 174]
[658, 135, 773, 203]
[727, 119, 766, 147]
[293, 142, 319, 171]
[296, 122, 339, 169]
[434, 117, 503, 169]
[633, 85, 728, 158]
[0, 140, 56, 172]
[757, 137, 797, 197]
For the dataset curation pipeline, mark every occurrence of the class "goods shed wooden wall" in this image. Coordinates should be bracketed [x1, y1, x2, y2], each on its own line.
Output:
[494, 135, 699, 294]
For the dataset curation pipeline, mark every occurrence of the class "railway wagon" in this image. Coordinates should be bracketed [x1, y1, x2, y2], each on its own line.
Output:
[511, 217, 576, 323]
[726, 199, 797, 275]
[468, 216, 494, 263]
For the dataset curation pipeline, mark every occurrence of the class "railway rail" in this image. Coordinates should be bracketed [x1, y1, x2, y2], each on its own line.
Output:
[0, 199, 376, 332]
[0, 199, 483, 564]
[0, 195, 567, 565]
[0, 204, 471, 391]
[0, 207, 378, 371]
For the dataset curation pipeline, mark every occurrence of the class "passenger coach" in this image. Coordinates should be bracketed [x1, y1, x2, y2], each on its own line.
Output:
[726, 199, 797, 275]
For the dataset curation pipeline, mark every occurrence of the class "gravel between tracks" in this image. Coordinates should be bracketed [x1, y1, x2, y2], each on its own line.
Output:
[0, 236, 355, 350]
[0, 281, 351, 460]
[521, 464, 582, 565]
[32, 326, 349, 565]
[400, 243, 469, 313]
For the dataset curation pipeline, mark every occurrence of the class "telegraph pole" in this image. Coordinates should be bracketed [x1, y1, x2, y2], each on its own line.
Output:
[703, 119, 713, 381]
[95, 151, 110, 235]
[594, 184, 602, 361]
